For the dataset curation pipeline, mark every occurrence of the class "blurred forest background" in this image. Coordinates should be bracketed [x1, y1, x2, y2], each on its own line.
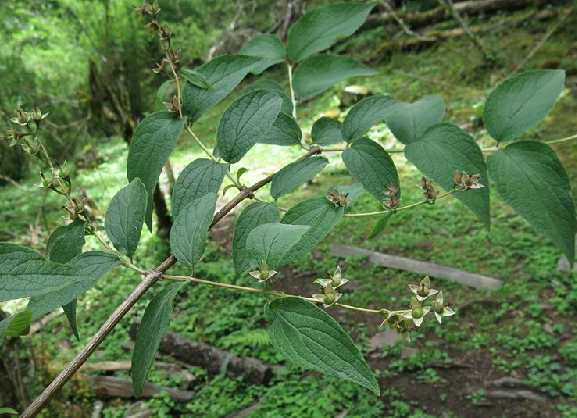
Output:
[1, 0, 577, 417]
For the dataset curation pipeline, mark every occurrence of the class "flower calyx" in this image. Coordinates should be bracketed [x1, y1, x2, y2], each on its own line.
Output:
[249, 260, 277, 283]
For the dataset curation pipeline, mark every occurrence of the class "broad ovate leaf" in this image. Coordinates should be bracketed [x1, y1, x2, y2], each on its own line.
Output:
[246, 223, 310, 270]
[170, 192, 217, 267]
[281, 197, 344, 263]
[172, 159, 227, 217]
[182, 55, 262, 123]
[271, 156, 329, 199]
[0, 243, 88, 302]
[67, 251, 121, 279]
[292, 55, 377, 100]
[488, 141, 576, 264]
[342, 95, 400, 142]
[181, 69, 211, 89]
[233, 202, 280, 275]
[46, 219, 86, 264]
[27, 252, 120, 339]
[404, 123, 490, 228]
[240, 34, 286, 75]
[342, 138, 399, 201]
[127, 111, 186, 229]
[105, 178, 147, 258]
[132, 282, 184, 398]
[385, 96, 445, 144]
[483, 70, 565, 142]
[258, 113, 302, 146]
[26, 252, 119, 320]
[217, 91, 283, 164]
[287, 2, 376, 62]
[312, 117, 343, 146]
[266, 297, 379, 394]
[246, 79, 293, 115]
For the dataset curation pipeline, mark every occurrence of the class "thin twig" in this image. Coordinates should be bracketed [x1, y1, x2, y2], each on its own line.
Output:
[163, 274, 386, 315]
[345, 189, 461, 218]
[510, 8, 572, 76]
[380, 0, 435, 42]
[437, 0, 494, 62]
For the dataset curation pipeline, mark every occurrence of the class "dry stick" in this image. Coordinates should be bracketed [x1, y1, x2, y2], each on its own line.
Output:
[380, 0, 435, 42]
[437, 0, 494, 62]
[21, 146, 322, 418]
[510, 8, 573, 76]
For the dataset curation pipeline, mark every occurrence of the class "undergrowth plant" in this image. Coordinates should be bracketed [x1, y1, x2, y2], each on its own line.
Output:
[1, 2, 576, 416]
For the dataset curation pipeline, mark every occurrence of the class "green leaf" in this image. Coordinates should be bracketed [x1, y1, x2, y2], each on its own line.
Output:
[240, 34, 286, 75]
[27, 279, 95, 319]
[46, 219, 86, 264]
[181, 69, 211, 89]
[246, 79, 293, 115]
[0, 407, 18, 415]
[217, 91, 283, 163]
[170, 192, 217, 267]
[405, 123, 490, 228]
[342, 95, 400, 142]
[127, 111, 186, 230]
[0, 317, 12, 345]
[287, 2, 376, 62]
[182, 55, 262, 123]
[44, 219, 88, 336]
[312, 117, 343, 146]
[156, 80, 172, 110]
[246, 223, 310, 270]
[26, 252, 119, 337]
[172, 159, 227, 218]
[233, 202, 280, 275]
[342, 138, 399, 201]
[483, 70, 565, 142]
[132, 282, 184, 398]
[258, 113, 302, 146]
[281, 197, 344, 263]
[385, 96, 445, 144]
[369, 212, 393, 239]
[266, 297, 379, 394]
[271, 156, 329, 199]
[105, 179, 147, 258]
[0, 243, 87, 302]
[67, 251, 121, 279]
[5, 310, 32, 337]
[488, 141, 576, 264]
[63, 299, 79, 339]
[327, 183, 364, 211]
[292, 55, 377, 100]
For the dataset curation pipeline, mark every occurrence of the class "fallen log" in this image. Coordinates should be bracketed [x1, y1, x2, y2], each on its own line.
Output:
[365, 0, 556, 30]
[130, 323, 273, 385]
[376, 8, 559, 57]
[94, 376, 194, 401]
[331, 244, 502, 289]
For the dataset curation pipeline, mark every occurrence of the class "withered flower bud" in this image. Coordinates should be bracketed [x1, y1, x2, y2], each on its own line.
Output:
[383, 184, 400, 210]
[453, 169, 462, 186]
[159, 23, 173, 41]
[152, 61, 165, 74]
[163, 95, 181, 113]
[148, 1, 161, 16]
[326, 189, 350, 208]
[133, 4, 150, 18]
[145, 20, 160, 34]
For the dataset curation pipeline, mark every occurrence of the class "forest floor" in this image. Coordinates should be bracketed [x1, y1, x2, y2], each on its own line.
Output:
[1, 6, 577, 418]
